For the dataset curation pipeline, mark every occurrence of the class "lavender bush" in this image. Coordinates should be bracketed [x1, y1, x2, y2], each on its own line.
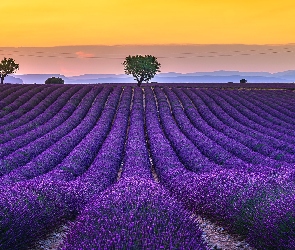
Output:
[0, 85, 71, 135]
[62, 87, 208, 249]
[0, 86, 91, 175]
[0, 84, 294, 249]
[144, 86, 295, 249]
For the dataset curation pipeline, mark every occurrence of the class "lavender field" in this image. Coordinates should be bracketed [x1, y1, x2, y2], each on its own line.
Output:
[0, 83, 295, 249]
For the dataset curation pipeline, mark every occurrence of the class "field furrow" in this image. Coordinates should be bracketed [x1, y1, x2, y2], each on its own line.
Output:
[197, 89, 295, 162]
[0, 85, 72, 134]
[166, 87, 247, 168]
[0, 85, 47, 119]
[0, 83, 294, 250]
[0, 86, 91, 175]
[235, 90, 295, 125]
[0, 86, 108, 184]
[210, 89, 295, 142]
[0, 85, 81, 152]
[153, 87, 218, 173]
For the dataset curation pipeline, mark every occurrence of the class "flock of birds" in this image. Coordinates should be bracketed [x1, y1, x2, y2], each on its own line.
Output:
[0, 47, 293, 60]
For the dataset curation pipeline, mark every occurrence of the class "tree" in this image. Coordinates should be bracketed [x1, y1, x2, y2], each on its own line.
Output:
[122, 55, 161, 87]
[45, 77, 64, 84]
[0, 57, 19, 84]
[240, 79, 247, 83]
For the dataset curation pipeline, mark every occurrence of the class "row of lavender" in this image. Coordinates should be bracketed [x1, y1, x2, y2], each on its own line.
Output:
[0, 84, 295, 249]
[146, 86, 295, 249]
[61, 87, 207, 249]
[0, 85, 208, 249]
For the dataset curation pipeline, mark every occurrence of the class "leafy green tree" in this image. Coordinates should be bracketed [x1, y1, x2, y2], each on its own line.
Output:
[45, 77, 64, 84]
[0, 57, 19, 84]
[122, 55, 161, 87]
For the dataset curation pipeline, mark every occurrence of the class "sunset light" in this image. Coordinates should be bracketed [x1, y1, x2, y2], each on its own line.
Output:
[1, 0, 295, 46]
[1, 2, 295, 249]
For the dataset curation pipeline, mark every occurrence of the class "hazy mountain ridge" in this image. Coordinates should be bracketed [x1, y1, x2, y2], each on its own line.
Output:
[9, 70, 295, 84]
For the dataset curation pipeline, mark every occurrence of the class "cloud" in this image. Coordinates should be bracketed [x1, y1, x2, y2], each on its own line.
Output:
[75, 51, 95, 58]
[59, 66, 77, 76]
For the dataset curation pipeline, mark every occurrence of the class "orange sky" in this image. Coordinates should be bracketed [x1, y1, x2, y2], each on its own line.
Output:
[1, 44, 294, 76]
[1, 0, 295, 46]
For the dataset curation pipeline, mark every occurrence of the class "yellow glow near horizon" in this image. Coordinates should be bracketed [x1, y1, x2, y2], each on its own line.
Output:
[1, 0, 295, 46]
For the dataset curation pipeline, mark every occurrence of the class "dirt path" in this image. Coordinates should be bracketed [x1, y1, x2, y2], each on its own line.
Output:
[28, 212, 255, 250]
[193, 214, 255, 250]
[28, 223, 71, 250]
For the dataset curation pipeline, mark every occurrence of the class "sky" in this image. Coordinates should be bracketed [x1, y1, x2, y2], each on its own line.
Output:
[0, 1, 295, 75]
[1, 44, 294, 76]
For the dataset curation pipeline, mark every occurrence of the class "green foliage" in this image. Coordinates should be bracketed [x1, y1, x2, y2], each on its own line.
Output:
[0, 57, 19, 84]
[45, 77, 64, 84]
[122, 55, 161, 87]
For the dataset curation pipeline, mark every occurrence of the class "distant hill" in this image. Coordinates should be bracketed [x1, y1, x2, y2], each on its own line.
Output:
[11, 70, 295, 84]
[153, 75, 287, 83]
[4, 75, 24, 84]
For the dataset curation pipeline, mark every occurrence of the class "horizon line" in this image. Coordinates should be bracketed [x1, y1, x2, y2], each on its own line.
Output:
[13, 69, 295, 76]
[2, 43, 295, 48]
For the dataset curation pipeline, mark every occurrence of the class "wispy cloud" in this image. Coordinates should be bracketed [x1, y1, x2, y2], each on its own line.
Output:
[75, 51, 95, 58]
[2, 44, 294, 75]
[60, 66, 77, 75]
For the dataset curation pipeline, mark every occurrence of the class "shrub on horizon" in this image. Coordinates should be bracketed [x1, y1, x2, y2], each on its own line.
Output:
[45, 77, 64, 84]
